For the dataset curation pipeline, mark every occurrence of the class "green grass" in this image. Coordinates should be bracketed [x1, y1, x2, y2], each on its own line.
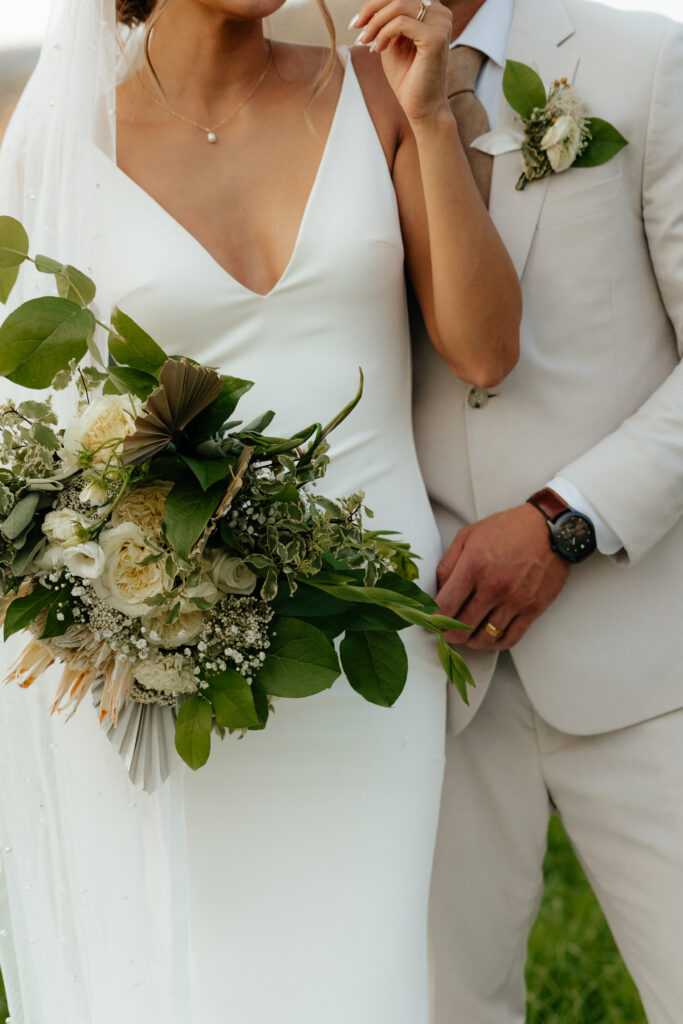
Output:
[526, 815, 646, 1023]
[0, 816, 645, 1023]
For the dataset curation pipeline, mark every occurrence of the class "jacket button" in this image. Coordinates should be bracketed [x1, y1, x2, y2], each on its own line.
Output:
[468, 387, 490, 409]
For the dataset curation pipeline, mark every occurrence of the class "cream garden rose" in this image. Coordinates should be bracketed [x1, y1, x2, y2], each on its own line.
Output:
[134, 654, 197, 695]
[61, 395, 141, 471]
[541, 114, 583, 173]
[111, 480, 173, 539]
[142, 608, 204, 649]
[93, 522, 172, 618]
[207, 552, 257, 595]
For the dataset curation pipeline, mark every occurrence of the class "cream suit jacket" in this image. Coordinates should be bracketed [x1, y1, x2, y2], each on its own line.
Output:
[414, 0, 683, 735]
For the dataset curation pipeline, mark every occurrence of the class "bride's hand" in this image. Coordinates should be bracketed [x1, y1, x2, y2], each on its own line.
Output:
[352, 0, 453, 124]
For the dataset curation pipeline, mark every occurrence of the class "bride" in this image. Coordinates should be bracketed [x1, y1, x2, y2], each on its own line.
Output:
[0, 0, 520, 1020]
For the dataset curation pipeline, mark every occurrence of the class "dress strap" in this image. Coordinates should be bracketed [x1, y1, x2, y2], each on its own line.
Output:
[336, 44, 351, 66]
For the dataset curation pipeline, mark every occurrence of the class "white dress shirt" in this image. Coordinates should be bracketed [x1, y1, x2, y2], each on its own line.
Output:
[451, 0, 623, 555]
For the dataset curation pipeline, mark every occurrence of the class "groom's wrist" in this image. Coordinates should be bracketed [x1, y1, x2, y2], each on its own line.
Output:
[527, 487, 597, 565]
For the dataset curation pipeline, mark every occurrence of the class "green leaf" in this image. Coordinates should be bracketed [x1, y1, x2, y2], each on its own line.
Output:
[180, 455, 236, 491]
[272, 582, 348, 618]
[250, 682, 270, 729]
[40, 600, 76, 639]
[4, 584, 56, 641]
[0, 297, 94, 388]
[340, 630, 408, 707]
[342, 604, 409, 632]
[174, 696, 213, 770]
[375, 571, 439, 613]
[204, 669, 262, 730]
[162, 478, 225, 559]
[109, 307, 167, 374]
[270, 483, 300, 504]
[503, 60, 547, 119]
[35, 255, 96, 307]
[11, 524, 46, 575]
[0, 216, 29, 304]
[308, 580, 424, 611]
[573, 117, 629, 168]
[438, 635, 475, 705]
[105, 365, 159, 401]
[255, 617, 340, 697]
[188, 375, 254, 440]
[1, 493, 40, 541]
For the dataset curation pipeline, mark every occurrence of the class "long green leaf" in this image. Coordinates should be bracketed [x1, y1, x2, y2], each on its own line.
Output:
[174, 696, 212, 770]
[163, 478, 226, 559]
[109, 307, 167, 374]
[0, 297, 94, 388]
[340, 630, 408, 707]
[503, 60, 547, 119]
[438, 635, 475, 705]
[255, 617, 340, 697]
[4, 585, 56, 641]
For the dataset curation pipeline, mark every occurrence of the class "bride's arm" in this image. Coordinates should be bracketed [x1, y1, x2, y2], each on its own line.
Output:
[352, 3, 521, 387]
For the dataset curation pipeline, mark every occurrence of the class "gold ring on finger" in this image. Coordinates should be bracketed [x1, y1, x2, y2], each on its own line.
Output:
[484, 621, 505, 640]
[416, 0, 431, 22]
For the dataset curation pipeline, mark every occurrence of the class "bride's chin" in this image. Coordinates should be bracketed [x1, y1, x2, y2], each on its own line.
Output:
[192, 0, 289, 21]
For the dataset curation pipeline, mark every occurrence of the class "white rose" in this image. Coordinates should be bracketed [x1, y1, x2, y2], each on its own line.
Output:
[180, 576, 221, 613]
[61, 395, 141, 471]
[62, 542, 106, 580]
[143, 608, 204, 649]
[134, 653, 197, 696]
[80, 480, 110, 507]
[93, 522, 172, 618]
[541, 114, 583, 173]
[208, 553, 257, 596]
[42, 509, 90, 548]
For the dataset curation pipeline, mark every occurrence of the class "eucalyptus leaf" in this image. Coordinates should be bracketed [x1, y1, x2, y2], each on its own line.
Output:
[11, 526, 46, 575]
[1, 493, 40, 541]
[109, 307, 167, 374]
[174, 696, 212, 770]
[0, 217, 28, 304]
[204, 669, 262, 729]
[503, 60, 547, 119]
[35, 255, 96, 307]
[573, 117, 629, 168]
[4, 584, 56, 641]
[340, 630, 408, 707]
[163, 478, 226, 559]
[0, 297, 94, 388]
[255, 617, 340, 697]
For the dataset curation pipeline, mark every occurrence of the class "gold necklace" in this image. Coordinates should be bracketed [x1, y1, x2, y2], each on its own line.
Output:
[138, 43, 273, 145]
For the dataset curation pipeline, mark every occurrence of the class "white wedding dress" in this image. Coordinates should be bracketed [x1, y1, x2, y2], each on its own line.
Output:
[0, 50, 447, 1024]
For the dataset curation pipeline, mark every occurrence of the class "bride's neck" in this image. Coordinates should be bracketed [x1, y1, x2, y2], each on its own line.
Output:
[146, 5, 270, 120]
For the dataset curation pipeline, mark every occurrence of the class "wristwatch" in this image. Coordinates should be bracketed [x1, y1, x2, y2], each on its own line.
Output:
[527, 488, 597, 564]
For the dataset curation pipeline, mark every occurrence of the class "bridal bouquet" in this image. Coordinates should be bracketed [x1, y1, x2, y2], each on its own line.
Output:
[0, 216, 473, 786]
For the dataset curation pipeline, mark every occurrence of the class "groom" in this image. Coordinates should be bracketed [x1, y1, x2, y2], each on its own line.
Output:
[412, 0, 683, 1020]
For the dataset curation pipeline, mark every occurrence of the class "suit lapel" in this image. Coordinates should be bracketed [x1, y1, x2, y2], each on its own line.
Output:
[488, 0, 578, 278]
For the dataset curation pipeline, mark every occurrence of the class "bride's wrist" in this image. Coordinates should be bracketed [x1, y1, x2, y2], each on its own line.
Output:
[407, 103, 457, 140]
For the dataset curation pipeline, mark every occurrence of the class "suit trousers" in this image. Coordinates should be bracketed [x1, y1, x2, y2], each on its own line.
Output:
[430, 653, 683, 1024]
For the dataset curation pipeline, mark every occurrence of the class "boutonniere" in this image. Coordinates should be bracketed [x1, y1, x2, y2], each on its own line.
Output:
[472, 61, 628, 191]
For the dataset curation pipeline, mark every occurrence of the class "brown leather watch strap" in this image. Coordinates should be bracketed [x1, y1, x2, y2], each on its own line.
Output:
[527, 487, 570, 523]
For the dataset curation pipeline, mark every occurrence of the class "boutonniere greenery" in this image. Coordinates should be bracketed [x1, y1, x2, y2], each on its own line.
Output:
[472, 60, 628, 191]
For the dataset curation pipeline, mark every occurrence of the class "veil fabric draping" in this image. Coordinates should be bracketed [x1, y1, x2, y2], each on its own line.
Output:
[0, 7, 189, 1022]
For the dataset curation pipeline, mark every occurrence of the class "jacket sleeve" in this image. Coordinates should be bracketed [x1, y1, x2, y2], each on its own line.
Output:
[558, 20, 683, 565]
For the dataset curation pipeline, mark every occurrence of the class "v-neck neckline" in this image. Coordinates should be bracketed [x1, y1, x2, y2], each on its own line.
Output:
[111, 53, 352, 299]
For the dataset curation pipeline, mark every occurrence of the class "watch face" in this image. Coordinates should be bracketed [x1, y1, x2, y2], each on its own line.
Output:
[551, 513, 596, 563]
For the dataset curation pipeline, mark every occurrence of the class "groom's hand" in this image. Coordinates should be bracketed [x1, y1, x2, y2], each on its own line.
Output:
[436, 505, 571, 650]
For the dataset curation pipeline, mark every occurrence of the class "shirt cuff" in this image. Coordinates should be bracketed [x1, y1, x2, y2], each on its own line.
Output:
[547, 477, 624, 556]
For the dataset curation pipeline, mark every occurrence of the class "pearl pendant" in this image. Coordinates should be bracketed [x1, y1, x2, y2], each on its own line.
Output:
[207, 131, 217, 144]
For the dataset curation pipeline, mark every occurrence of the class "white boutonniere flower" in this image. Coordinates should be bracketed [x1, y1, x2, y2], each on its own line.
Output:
[471, 61, 628, 191]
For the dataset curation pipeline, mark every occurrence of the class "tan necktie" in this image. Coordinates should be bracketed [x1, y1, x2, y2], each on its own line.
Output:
[447, 46, 493, 207]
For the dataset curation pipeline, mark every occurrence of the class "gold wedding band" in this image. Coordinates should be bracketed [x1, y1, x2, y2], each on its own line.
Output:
[484, 621, 505, 640]
[416, 0, 431, 22]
